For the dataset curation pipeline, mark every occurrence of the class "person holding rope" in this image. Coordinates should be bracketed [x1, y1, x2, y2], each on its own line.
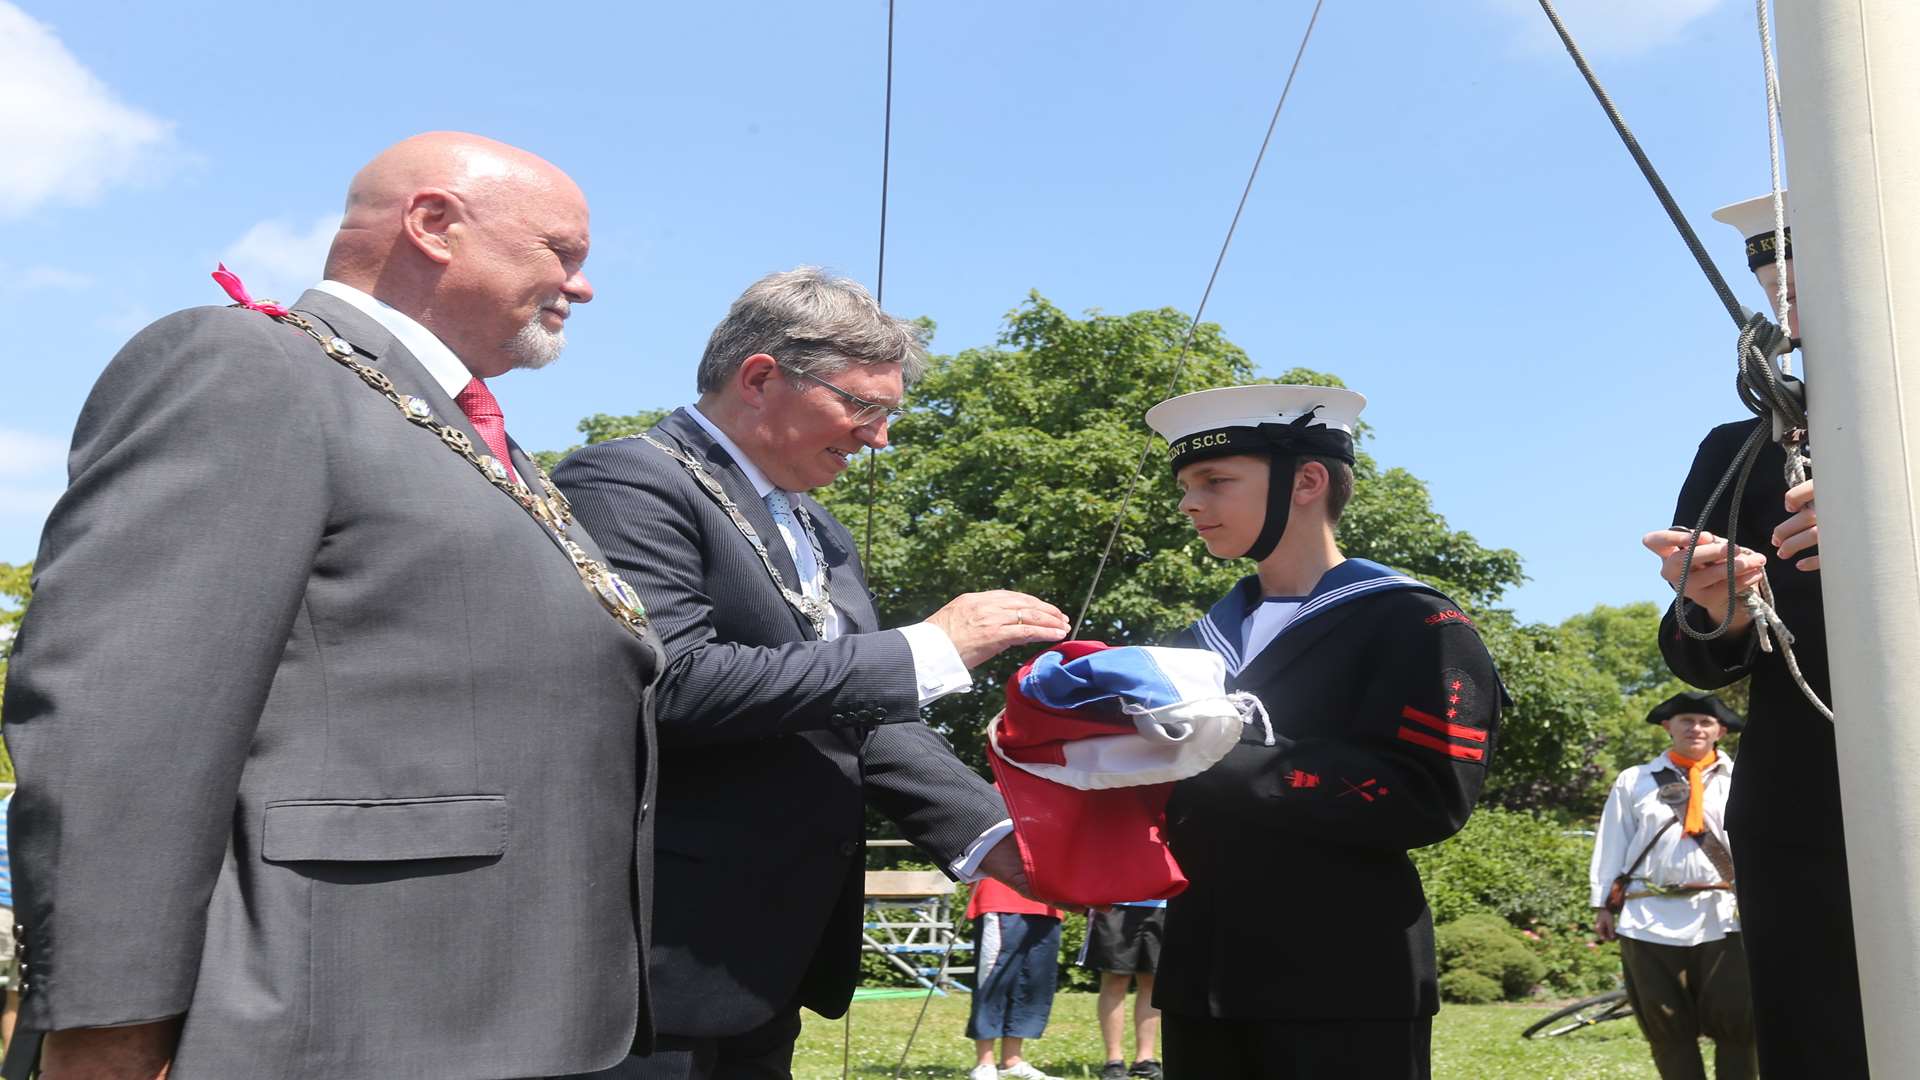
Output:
[1642, 192, 1869, 1078]
[1590, 691, 1754, 1080]
[550, 267, 1070, 1080]
[1139, 384, 1504, 1080]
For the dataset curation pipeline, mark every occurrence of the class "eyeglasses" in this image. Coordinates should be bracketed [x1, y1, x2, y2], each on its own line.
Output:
[782, 365, 903, 427]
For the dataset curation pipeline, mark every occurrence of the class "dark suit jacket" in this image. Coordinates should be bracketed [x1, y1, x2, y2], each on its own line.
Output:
[1658, 420, 1839, 849]
[552, 407, 1005, 1037]
[2, 292, 663, 1079]
[1157, 587, 1501, 1021]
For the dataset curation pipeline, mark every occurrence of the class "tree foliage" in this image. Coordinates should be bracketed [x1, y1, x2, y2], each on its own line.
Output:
[804, 295, 1525, 770]
[531, 408, 673, 471]
[0, 561, 31, 781]
[538, 295, 1710, 822]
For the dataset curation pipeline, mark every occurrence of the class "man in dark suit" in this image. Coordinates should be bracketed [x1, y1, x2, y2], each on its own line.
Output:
[552, 267, 1071, 1079]
[2, 132, 664, 1080]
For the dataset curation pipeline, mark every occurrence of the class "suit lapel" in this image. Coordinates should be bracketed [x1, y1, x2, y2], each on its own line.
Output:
[290, 290, 494, 461]
[1229, 600, 1365, 693]
[656, 409, 813, 638]
[805, 494, 877, 634]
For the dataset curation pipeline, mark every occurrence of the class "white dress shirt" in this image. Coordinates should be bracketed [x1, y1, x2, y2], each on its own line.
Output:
[685, 407, 1009, 878]
[312, 281, 474, 398]
[1589, 750, 1740, 946]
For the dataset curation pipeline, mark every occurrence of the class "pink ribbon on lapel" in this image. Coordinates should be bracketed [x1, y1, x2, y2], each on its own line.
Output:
[211, 263, 290, 317]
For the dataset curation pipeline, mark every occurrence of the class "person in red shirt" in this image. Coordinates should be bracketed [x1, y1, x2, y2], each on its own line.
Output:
[965, 875, 1066, 1080]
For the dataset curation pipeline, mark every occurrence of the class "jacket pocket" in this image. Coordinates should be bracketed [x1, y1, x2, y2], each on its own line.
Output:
[261, 794, 508, 862]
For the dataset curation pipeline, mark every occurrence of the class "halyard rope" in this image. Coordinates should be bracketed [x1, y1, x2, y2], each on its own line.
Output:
[1538, 0, 1830, 719]
[1069, 0, 1330, 639]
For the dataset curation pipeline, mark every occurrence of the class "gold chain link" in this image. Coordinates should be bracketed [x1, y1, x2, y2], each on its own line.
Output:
[256, 306, 651, 640]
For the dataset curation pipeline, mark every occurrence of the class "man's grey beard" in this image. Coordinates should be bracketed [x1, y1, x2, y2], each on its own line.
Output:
[507, 315, 566, 370]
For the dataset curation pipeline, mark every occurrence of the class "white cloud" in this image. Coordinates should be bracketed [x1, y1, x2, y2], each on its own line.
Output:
[0, 485, 59, 525]
[1485, 0, 1724, 58]
[92, 301, 157, 338]
[0, 265, 93, 292]
[218, 213, 342, 305]
[17, 266, 93, 290]
[0, 1, 181, 219]
[0, 430, 67, 555]
[0, 428, 67, 479]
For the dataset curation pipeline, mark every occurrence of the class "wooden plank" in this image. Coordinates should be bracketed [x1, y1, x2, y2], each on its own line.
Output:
[863, 870, 954, 898]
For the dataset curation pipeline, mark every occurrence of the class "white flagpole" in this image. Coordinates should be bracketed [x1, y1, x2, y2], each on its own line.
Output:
[1775, 0, 1920, 1068]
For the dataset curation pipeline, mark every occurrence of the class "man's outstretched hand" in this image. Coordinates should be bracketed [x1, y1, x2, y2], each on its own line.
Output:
[926, 591, 1071, 669]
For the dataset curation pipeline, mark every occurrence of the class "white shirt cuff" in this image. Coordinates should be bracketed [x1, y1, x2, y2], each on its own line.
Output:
[950, 820, 1015, 882]
[897, 622, 974, 707]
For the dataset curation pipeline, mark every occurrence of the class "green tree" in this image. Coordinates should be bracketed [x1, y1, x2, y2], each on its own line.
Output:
[532, 408, 674, 472]
[0, 561, 31, 781]
[1471, 613, 1619, 815]
[807, 294, 1524, 769]
[541, 296, 1686, 821]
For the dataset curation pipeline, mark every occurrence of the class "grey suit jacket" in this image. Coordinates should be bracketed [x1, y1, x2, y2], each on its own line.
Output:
[552, 408, 1005, 1038]
[2, 292, 663, 1079]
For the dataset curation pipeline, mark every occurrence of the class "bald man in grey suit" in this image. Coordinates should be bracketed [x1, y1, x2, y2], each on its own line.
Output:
[2, 133, 663, 1080]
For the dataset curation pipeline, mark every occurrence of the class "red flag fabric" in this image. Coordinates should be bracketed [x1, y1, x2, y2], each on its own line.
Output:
[987, 641, 1255, 907]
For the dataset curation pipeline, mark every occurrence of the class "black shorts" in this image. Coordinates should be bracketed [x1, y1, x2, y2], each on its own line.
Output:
[1083, 905, 1165, 974]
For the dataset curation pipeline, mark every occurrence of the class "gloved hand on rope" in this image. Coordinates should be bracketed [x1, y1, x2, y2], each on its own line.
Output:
[1773, 479, 1820, 571]
[1643, 529, 1767, 635]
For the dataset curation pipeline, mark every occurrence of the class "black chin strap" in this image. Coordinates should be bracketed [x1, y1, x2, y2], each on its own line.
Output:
[1239, 453, 1296, 562]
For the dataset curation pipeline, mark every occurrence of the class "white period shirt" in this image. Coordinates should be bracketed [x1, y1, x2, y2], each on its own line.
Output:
[685, 407, 1009, 879]
[1588, 750, 1740, 946]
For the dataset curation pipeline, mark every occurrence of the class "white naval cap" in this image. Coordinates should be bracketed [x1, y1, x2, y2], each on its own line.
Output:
[1712, 192, 1793, 271]
[1145, 384, 1366, 473]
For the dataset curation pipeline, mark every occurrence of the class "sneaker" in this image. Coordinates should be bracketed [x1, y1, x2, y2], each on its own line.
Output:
[970, 1066, 999, 1080]
[1128, 1061, 1164, 1080]
[998, 1062, 1060, 1080]
[1100, 1063, 1129, 1080]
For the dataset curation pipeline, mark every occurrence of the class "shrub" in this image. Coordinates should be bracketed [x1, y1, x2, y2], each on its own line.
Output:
[1435, 914, 1545, 1001]
[1524, 923, 1622, 997]
[1438, 968, 1503, 1005]
[1412, 807, 1593, 929]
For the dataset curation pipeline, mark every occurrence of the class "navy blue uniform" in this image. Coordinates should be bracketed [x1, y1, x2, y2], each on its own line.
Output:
[1659, 420, 1868, 1077]
[1156, 564, 1503, 1080]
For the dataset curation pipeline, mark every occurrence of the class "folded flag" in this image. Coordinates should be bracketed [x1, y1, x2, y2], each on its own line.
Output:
[986, 640, 1265, 907]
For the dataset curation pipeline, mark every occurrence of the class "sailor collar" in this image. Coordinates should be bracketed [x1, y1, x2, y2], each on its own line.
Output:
[1189, 558, 1436, 675]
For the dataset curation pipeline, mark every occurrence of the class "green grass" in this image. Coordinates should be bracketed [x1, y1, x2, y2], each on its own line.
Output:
[795, 993, 1663, 1079]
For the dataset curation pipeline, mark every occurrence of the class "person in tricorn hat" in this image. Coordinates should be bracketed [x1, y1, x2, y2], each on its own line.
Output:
[1641, 192, 1869, 1076]
[1141, 384, 1505, 1080]
[1590, 691, 1755, 1080]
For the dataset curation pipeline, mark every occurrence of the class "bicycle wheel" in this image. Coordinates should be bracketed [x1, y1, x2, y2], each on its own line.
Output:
[1520, 990, 1634, 1039]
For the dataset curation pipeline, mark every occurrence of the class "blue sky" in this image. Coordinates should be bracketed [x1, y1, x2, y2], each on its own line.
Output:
[0, 0, 1788, 624]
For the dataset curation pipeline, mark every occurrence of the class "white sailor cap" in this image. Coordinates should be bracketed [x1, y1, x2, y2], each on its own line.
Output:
[1712, 192, 1793, 271]
[1145, 384, 1366, 473]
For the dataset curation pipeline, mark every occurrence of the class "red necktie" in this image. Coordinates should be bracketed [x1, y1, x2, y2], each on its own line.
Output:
[455, 377, 520, 484]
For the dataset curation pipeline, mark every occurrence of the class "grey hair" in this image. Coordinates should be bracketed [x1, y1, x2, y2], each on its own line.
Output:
[696, 266, 928, 394]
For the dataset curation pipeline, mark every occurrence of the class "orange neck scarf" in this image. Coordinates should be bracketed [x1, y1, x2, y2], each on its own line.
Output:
[1667, 749, 1719, 836]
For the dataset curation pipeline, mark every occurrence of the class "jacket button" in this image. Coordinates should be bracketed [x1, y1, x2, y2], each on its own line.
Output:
[839, 840, 860, 857]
